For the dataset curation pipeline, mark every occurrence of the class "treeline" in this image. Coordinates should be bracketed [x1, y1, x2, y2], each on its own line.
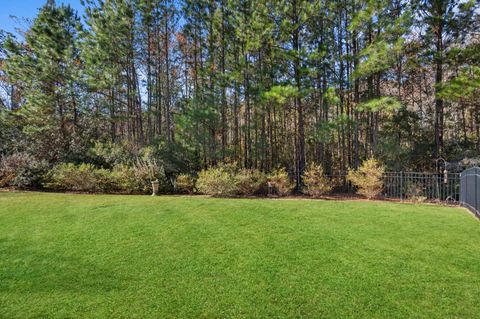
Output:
[0, 0, 479, 189]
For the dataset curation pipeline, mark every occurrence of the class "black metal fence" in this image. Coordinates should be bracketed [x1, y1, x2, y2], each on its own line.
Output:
[460, 167, 480, 217]
[325, 171, 461, 204]
[323, 169, 480, 217]
[384, 172, 460, 203]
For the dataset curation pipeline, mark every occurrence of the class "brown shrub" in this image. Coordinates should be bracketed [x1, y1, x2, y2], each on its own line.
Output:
[175, 174, 196, 194]
[303, 163, 332, 197]
[347, 159, 385, 199]
[268, 168, 295, 196]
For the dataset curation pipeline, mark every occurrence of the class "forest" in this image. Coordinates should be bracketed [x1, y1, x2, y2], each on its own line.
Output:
[0, 0, 479, 191]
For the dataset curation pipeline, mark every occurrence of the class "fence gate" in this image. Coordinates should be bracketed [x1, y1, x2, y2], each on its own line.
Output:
[460, 167, 480, 218]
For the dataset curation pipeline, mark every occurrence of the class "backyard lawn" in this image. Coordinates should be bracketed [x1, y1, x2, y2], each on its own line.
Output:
[0, 192, 479, 318]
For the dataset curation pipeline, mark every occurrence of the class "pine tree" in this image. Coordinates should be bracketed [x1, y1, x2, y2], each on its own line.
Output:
[3, 2, 83, 161]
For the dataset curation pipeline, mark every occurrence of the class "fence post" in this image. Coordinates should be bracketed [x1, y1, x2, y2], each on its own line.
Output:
[460, 167, 480, 218]
[400, 171, 403, 201]
[474, 167, 480, 216]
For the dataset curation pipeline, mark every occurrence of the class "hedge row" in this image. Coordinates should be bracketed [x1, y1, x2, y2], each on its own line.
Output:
[1, 153, 386, 199]
[0, 153, 168, 194]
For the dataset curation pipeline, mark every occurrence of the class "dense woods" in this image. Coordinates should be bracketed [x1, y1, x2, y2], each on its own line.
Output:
[0, 0, 479, 190]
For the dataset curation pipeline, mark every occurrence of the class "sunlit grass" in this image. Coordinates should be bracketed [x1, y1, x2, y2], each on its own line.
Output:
[0, 192, 479, 318]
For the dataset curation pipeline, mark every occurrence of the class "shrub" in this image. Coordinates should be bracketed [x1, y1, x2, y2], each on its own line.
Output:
[190, 165, 267, 197]
[0, 153, 49, 188]
[93, 168, 115, 192]
[130, 158, 169, 193]
[44, 163, 113, 192]
[44, 160, 169, 194]
[405, 181, 427, 203]
[236, 169, 267, 196]
[347, 159, 385, 199]
[0, 154, 24, 187]
[268, 168, 294, 196]
[303, 163, 332, 197]
[110, 164, 143, 193]
[90, 141, 133, 166]
[196, 164, 238, 196]
[175, 174, 196, 194]
[45, 163, 89, 191]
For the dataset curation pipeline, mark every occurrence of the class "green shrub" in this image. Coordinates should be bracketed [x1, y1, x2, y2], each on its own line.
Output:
[196, 164, 238, 196]
[90, 141, 133, 166]
[44, 160, 169, 194]
[236, 169, 267, 196]
[93, 168, 116, 192]
[44, 163, 113, 192]
[111, 164, 143, 193]
[347, 159, 385, 199]
[175, 174, 196, 194]
[303, 163, 332, 197]
[0, 153, 49, 188]
[192, 165, 267, 197]
[268, 168, 294, 196]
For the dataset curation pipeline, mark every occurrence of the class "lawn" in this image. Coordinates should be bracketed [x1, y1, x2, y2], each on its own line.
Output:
[0, 193, 479, 318]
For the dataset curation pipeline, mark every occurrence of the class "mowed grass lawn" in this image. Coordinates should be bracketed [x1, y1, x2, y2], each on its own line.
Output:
[1, 193, 479, 318]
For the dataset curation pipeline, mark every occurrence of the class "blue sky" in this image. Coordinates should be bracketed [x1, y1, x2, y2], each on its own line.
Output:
[0, 0, 84, 35]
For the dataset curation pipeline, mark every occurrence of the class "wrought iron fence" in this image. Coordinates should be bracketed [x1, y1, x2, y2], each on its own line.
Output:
[384, 172, 460, 203]
[324, 171, 461, 204]
[460, 167, 480, 217]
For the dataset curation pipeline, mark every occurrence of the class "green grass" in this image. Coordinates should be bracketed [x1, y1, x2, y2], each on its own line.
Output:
[0, 192, 479, 318]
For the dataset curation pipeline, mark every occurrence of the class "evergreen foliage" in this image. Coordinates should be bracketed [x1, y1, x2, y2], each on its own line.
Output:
[0, 0, 478, 190]
[303, 163, 332, 197]
[347, 158, 385, 199]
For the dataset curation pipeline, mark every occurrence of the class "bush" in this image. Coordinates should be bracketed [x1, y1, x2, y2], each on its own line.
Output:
[192, 165, 267, 197]
[236, 169, 267, 196]
[130, 158, 169, 193]
[303, 163, 332, 197]
[44, 163, 113, 192]
[268, 168, 294, 196]
[347, 159, 385, 199]
[405, 181, 427, 203]
[110, 164, 144, 193]
[0, 153, 49, 188]
[44, 160, 169, 194]
[196, 163, 238, 196]
[175, 174, 196, 194]
[90, 141, 134, 166]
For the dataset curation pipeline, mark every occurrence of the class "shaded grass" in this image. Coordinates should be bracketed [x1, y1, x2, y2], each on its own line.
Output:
[0, 192, 479, 318]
